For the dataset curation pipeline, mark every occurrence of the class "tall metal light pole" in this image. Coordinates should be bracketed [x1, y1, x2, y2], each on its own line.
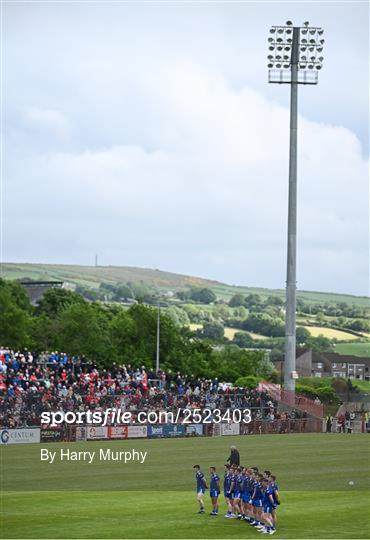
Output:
[156, 301, 160, 373]
[268, 21, 324, 392]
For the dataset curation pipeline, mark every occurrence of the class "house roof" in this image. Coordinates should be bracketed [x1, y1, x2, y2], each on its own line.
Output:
[317, 352, 370, 367]
[274, 349, 370, 367]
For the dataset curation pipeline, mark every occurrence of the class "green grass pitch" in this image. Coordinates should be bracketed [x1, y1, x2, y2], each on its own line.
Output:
[1, 433, 370, 538]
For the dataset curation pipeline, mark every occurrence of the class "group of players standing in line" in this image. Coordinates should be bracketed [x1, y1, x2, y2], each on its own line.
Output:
[193, 463, 280, 535]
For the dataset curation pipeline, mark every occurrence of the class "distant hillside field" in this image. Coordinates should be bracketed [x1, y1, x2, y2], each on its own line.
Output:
[2, 262, 369, 307]
[334, 342, 370, 357]
[304, 326, 361, 341]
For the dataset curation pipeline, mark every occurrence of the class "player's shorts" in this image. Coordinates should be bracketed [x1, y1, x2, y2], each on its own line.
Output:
[263, 504, 273, 514]
[197, 488, 206, 495]
[252, 498, 263, 508]
[242, 492, 250, 503]
[210, 490, 220, 497]
[226, 491, 234, 500]
[234, 491, 241, 500]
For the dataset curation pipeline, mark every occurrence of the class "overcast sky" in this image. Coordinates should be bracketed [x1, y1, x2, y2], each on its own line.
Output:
[2, 1, 369, 295]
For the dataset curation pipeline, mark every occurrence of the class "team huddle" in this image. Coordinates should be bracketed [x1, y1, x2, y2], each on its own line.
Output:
[193, 463, 279, 535]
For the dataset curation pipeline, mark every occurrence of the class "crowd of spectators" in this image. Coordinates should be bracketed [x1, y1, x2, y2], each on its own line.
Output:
[1, 348, 282, 429]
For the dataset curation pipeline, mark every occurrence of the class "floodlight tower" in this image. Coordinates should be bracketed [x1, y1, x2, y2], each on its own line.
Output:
[156, 301, 160, 373]
[267, 21, 324, 392]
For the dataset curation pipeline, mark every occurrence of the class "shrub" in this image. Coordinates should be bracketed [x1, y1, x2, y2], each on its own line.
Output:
[234, 375, 260, 389]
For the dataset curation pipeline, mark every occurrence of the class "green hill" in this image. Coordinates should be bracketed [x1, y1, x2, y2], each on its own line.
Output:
[1, 262, 368, 307]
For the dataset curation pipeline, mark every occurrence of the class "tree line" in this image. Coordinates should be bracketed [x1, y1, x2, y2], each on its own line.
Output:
[0, 279, 273, 382]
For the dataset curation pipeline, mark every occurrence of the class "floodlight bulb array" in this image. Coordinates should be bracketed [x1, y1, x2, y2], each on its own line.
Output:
[267, 22, 324, 72]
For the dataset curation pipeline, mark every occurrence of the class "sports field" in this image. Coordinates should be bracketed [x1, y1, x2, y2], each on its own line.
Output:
[1, 434, 370, 538]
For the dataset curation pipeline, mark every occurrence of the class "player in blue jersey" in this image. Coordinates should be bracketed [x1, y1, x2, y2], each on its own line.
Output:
[258, 478, 276, 535]
[223, 464, 233, 518]
[209, 467, 221, 515]
[241, 468, 253, 523]
[193, 464, 208, 514]
[229, 465, 239, 518]
[224, 465, 235, 519]
[250, 473, 264, 528]
[269, 474, 280, 528]
[234, 466, 244, 519]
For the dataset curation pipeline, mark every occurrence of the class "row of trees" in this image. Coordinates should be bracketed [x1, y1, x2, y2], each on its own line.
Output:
[195, 322, 333, 364]
[297, 300, 368, 320]
[229, 293, 284, 310]
[176, 287, 217, 304]
[227, 313, 285, 338]
[0, 280, 273, 382]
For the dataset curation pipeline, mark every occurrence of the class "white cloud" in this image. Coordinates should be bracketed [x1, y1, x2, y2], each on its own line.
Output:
[23, 107, 71, 139]
[3, 2, 369, 295]
[5, 61, 368, 294]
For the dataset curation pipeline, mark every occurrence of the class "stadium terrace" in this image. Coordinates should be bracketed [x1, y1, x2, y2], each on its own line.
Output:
[0, 348, 324, 437]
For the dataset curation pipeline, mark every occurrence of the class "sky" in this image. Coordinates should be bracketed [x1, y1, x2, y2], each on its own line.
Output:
[2, 0, 369, 295]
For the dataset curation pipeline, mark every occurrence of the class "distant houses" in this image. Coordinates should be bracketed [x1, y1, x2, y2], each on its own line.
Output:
[275, 349, 370, 381]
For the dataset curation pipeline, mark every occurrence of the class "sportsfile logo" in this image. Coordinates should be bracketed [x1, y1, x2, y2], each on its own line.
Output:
[41, 408, 252, 427]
